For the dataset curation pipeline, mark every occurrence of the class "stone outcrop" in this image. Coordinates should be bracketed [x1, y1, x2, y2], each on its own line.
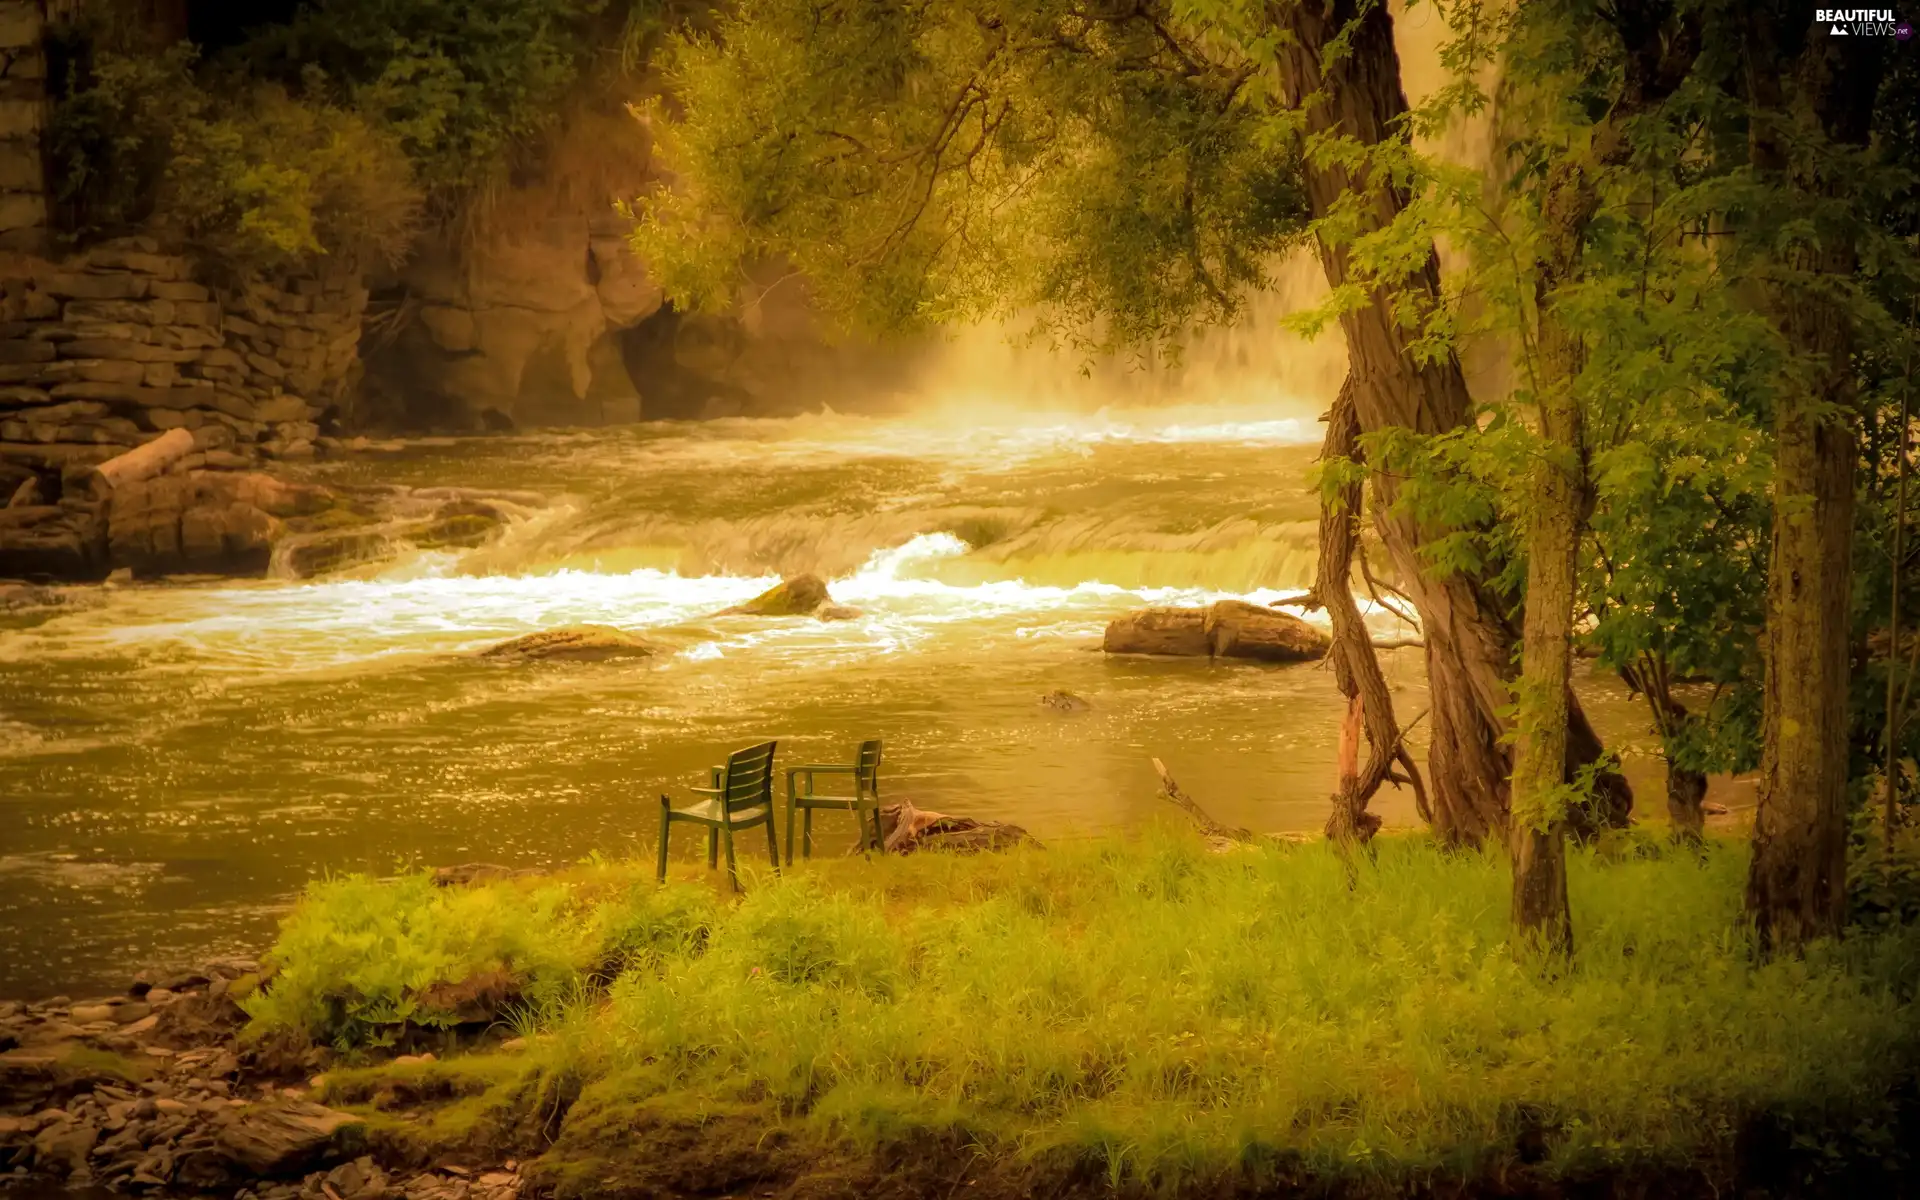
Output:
[355, 96, 924, 430]
[1103, 600, 1331, 663]
[105, 471, 331, 578]
[0, 428, 517, 581]
[478, 625, 660, 663]
[0, 240, 368, 475]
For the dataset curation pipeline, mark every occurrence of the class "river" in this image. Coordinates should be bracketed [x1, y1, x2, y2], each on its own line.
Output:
[0, 401, 1692, 999]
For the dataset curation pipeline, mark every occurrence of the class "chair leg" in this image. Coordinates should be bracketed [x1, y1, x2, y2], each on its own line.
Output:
[785, 801, 797, 868]
[868, 802, 885, 853]
[722, 823, 740, 892]
[765, 814, 780, 873]
[802, 807, 814, 861]
[657, 805, 671, 883]
[707, 827, 719, 869]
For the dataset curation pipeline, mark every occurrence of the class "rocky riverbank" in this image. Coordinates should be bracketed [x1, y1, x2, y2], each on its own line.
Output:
[0, 427, 531, 583]
[0, 961, 528, 1200]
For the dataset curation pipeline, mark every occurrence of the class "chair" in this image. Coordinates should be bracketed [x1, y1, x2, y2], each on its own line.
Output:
[658, 741, 779, 890]
[785, 739, 884, 864]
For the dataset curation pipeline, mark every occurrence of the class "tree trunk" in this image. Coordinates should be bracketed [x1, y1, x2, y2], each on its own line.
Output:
[1272, 0, 1629, 847]
[1315, 376, 1421, 846]
[1667, 763, 1708, 844]
[1506, 137, 1600, 954]
[1741, 10, 1882, 953]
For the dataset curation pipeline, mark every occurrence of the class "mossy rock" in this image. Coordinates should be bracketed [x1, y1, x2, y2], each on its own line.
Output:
[720, 573, 832, 617]
[479, 626, 660, 663]
[0, 1044, 153, 1113]
[319, 1054, 565, 1166]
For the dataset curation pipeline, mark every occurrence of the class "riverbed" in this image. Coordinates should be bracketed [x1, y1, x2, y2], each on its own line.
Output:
[0, 403, 1699, 998]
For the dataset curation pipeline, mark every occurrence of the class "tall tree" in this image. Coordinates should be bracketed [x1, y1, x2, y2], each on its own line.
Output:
[1737, 5, 1886, 951]
[1494, 0, 1700, 947]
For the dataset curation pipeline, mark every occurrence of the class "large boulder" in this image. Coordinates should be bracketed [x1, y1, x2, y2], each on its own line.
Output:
[479, 625, 660, 662]
[719, 574, 845, 618]
[107, 473, 283, 577]
[1103, 600, 1330, 663]
[212, 1100, 366, 1177]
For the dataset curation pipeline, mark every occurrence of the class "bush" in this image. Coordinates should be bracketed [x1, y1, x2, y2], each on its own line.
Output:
[244, 872, 590, 1051]
[234, 0, 656, 211]
[45, 24, 421, 271]
[164, 82, 422, 269]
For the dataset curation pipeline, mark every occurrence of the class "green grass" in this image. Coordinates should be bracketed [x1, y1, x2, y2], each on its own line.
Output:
[249, 830, 1920, 1193]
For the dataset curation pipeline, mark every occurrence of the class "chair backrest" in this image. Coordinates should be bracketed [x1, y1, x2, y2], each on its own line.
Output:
[723, 741, 778, 812]
[855, 739, 882, 799]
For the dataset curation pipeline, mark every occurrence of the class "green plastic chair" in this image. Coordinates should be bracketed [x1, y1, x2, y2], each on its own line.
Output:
[785, 739, 884, 864]
[658, 740, 779, 890]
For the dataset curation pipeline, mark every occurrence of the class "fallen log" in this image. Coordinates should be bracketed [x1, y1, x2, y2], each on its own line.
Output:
[88, 428, 194, 495]
[1104, 600, 1330, 662]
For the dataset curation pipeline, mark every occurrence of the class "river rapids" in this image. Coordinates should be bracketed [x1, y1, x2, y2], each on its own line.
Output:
[0, 402, 1679, 997]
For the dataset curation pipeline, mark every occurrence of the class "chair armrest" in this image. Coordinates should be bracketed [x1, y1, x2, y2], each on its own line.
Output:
[786, 764, 859, 776]
[687, 786, 722, 797]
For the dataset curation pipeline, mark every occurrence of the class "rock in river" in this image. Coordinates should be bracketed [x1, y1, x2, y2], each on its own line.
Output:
[718, 573, 860, 619]
[1103, 600, 1330, 663]
[479, 625, 660, 662]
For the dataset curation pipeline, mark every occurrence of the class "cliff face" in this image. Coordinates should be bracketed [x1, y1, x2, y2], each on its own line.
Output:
[357, 92, 910, 432]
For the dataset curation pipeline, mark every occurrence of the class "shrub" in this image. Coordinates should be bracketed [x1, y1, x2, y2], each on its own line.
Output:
[44, 24, 421, 271]
[244, 872, 590, 1051]
[234, 0, 656, 211]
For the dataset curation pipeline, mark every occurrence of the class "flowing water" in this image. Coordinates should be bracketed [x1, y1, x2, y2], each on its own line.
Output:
[0, 400, 1683, 999]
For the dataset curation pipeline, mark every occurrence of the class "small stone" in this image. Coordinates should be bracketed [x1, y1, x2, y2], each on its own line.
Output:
[69, 1004, 114, 1023]
[112, 1002, 153, 1024]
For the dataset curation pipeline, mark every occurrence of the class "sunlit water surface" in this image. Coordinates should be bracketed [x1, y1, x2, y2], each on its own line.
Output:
[0, 405, 1687, 997]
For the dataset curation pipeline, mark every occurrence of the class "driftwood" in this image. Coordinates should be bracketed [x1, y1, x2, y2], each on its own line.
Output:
[1150, 758, 1254, 843]
[875, 802, 1037, 854]
[89, 428, 194, 495]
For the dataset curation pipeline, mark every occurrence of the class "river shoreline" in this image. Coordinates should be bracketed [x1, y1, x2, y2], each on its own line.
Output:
[8, 830, 1909, 1200]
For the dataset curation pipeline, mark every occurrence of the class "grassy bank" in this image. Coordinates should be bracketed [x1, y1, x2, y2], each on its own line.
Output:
[247, 831, 1920, 1197]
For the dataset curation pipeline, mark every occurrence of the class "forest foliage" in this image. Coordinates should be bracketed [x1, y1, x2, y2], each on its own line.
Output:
[42, 0, 666, 270]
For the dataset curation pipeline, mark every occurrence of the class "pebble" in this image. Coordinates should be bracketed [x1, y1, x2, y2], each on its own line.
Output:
[70, 1004, 115, 1024]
